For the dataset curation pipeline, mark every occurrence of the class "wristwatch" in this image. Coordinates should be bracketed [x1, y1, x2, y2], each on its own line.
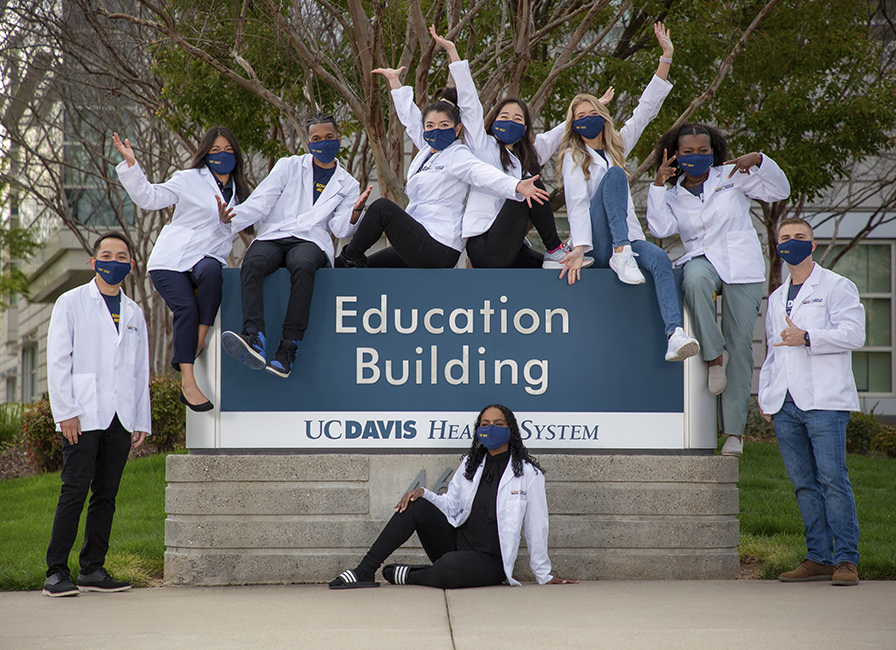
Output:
[803, 331, 811, 347]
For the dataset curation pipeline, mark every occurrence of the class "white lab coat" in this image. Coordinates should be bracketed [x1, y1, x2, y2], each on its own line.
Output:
[758, 263, 865, 414]
[449, 60, 566, 239]
[422, 455, 553, 586]
[116, 162, 235, 272]
[227, 155, 360, 266]
[47, 279, 152, 434]
[562, 74, 673, 253]
[391, 86, 526, 252]
[645, 156, 791, 283]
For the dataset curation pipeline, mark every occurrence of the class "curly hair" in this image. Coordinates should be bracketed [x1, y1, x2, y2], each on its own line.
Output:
[462, 404, 544, 480]
[652, 122, 729, 185]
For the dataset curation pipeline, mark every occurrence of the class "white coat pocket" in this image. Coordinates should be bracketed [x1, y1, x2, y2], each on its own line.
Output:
[72, 373, 98, 422]
[726, 230, 765, 279]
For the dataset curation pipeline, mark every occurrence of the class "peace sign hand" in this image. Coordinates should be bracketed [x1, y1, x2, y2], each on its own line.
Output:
[773, 314, 807, 347]
[723, 152, 763, 178]
[654, 150, 678, 186]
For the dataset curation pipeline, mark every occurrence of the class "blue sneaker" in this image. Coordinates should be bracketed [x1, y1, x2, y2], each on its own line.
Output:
[266, 340, 297, 378]
[222, 330, 266, 370]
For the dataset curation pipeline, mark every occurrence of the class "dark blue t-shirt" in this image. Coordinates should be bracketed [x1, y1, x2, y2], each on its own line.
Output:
[102, 292, 121, 331]
[312, 164, 336, 204]
[786, 282, 802, 316]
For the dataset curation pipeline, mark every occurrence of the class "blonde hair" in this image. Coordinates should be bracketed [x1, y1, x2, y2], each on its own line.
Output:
[557, 93, 627, 182]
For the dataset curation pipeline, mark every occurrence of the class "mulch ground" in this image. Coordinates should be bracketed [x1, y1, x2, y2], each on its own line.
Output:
[0, 444, 37, 480]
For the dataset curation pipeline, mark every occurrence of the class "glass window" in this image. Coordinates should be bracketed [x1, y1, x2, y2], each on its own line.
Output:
[22, 343, 38, 403]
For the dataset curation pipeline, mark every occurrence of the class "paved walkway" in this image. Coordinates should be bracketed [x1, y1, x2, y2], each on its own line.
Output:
[2, 580, 894, 649]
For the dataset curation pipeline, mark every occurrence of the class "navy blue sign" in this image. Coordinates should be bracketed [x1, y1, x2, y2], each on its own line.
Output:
[219, 269, 683, 414]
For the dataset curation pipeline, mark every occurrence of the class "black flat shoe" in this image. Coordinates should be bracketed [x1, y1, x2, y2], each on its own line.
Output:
[179, 390, 214, 412]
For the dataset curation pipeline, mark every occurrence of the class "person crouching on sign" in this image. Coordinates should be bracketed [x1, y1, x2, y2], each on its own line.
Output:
[329, 404, 577, 589]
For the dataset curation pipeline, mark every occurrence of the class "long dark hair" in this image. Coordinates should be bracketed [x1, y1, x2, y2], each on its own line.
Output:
[653, 122, 729, 185]
[189, 126, 251, 203]
[484, 97, 540, 177]
[423, 87, 461, 126]
[463, 404, 544, 480]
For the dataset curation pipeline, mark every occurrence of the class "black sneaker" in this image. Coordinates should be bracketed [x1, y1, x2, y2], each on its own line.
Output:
[222, 330, 266, 369]
[77, 567, 131, 593]
[42, 572, 79, 597]
[266, 340, 298, 378]
[334, 251, 367, 268]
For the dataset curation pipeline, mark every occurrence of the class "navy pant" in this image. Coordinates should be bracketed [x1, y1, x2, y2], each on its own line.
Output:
[240, 237, 328, 341]
[150, 257, 223, 370]
[356, 498, 506, 589]
[46, 414, 132, 578]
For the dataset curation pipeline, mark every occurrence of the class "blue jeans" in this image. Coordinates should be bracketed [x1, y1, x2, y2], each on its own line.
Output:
[587, 167, 682, 336]
[773, 402, 859, 565]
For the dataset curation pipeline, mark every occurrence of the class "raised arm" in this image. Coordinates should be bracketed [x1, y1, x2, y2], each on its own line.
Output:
[114, 132, 183, 210]
[725, 153, 791, 203]
[377, 66, 428, 153]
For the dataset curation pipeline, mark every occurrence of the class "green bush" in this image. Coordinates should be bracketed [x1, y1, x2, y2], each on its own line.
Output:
[148, 374, 186, 453]
[22, 398, 62, 473]
[846, 409, 880, 455]
[0, 402, 24, 448]
[871, 423, 896, 458]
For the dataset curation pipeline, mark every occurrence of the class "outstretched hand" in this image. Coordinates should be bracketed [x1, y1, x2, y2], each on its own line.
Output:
[395, 487, 425, 513]
[723, 152, 763, 178]
[112, 132, 136, 168]
[216, 195, 236, 224]
[515, 175, 551, 208]
[559, 246, 586, 286]
[372, 66, 407, 90]
[773, 314, 807, 347]
[654, 22, 673, 57]
[598, 86, 615, 106]
[352, 185, 374, 224]
[429, 25, 459, 62]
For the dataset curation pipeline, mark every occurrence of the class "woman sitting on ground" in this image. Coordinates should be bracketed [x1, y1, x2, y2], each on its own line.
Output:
[329, 404, 577, 589]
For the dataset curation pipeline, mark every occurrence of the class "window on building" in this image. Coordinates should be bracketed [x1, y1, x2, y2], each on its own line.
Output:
[823, 242, 893, 394]
[22, 342, 38, 403]
[6, 376, 17, 403]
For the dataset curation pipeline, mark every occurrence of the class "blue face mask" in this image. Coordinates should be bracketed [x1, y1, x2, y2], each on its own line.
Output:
[477, 424, 511, 450]
[423, 127, 457, 151]
[94, 259, 132, 286]
[776, 239, 814, 266]
[206, 151, 236, 175]
[308, 139, 340, 165]
[491, 120, 527, 145]
[572, 114, 606, 140]
[677, 152, 714, 178]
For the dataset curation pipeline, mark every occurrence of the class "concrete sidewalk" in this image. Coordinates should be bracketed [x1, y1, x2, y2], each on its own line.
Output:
[2, 581, 894, 650]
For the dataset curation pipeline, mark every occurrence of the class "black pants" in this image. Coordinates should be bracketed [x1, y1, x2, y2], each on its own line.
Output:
[356, 498, 506, 589]
[343, 198, 460, 268]
[46, 414, 132, 578]
[240, 237, 328, 341]
[466, 180, 562, 268]
[150, 257, 223, 370]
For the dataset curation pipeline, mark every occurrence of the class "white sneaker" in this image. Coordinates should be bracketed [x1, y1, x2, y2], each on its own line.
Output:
[708, 350, 729, 395]
[665, 327, 700, 362]
[609, 245, 645, 284]
[721, 435, 743, 456]
[542, 243, 594, 269]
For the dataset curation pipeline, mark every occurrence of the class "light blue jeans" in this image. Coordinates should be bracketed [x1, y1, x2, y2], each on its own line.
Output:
[773, 401, 860, 565]
[587, 166, 682, 337]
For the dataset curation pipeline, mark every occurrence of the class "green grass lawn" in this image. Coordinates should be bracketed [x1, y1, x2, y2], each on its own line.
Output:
[0, 444, 894, 590]
[0, 452, 169, 590]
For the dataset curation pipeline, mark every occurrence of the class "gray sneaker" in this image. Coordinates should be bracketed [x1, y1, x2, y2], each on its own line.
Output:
[77, 567, 131, 593]
[542, 243, 594, 269]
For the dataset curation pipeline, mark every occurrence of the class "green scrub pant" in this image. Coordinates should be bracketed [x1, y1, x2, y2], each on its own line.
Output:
[682, 256, 764, 438]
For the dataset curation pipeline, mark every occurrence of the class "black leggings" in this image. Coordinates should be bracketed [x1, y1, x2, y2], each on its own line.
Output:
[466, 179, 562, 268]
[356, 498, 506, 589]
[343, 198, 460, 268]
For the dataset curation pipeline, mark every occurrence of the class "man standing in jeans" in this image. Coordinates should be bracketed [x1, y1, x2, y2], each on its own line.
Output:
[42, 232, 151, 597]
[758, 217, 864, 586]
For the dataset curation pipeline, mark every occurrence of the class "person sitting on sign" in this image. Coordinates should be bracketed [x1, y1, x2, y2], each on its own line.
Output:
[218, 113, 373, 379]
[329, 404, 577, 589]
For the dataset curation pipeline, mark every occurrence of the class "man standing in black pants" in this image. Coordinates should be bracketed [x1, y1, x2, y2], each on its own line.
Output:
[43, 232, 151, 597]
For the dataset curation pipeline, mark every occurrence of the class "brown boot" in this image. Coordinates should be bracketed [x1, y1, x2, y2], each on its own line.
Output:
[778, 559, 836, 582]
[831, 561, 859, 586]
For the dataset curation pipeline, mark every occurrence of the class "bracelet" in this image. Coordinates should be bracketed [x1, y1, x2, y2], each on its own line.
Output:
[659, 56, 673, 64]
